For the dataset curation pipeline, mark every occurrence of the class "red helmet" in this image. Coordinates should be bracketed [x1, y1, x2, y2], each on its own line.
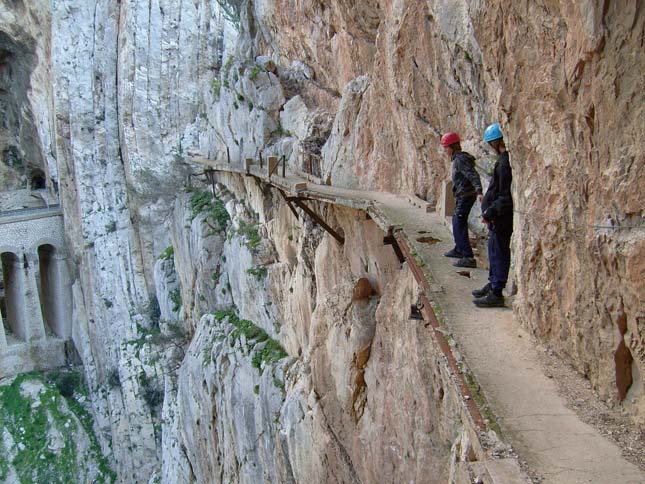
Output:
[440, 132, 460, 147]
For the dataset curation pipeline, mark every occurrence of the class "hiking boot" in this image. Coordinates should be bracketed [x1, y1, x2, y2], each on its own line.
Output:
[472, 283, 491, 298]
[443, 248, 464, 258]
[409, 305, 424, 320]
[453, 257, 476, 268]
[473, 292, 505, 308]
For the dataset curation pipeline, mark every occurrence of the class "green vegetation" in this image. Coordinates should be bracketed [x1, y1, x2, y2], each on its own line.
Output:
[211, 79, 222, 97]
[159, 246, 174, 261]
[0, 370, 115, 483]
[169, 289, 182, 312]
[147, 296, 161, 326]
[187, 189, 230, 232]
[223, 56, 234, 78]
[236, 219, 262, 250]
[105, 221, 117, 233]
[246, 265, 268, 280]
[249, 63, 265, 81]
[213, 308, 288, 374]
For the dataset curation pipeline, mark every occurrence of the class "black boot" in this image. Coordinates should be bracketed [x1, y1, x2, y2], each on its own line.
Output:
[444, 248, 464, 258]
[453, 257, 477, 268]
[472, 283, 491, 298]
[473, 292, 505, 308]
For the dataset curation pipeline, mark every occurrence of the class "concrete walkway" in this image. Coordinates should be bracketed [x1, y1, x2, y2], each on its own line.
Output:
[193, 157, 644, 483]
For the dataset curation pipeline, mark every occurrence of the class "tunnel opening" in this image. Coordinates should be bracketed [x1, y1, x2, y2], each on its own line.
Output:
[30, 168, 46, 190]
[1, 251, 26, 341]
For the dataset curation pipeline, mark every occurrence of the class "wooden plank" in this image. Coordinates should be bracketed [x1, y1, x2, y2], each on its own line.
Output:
[268, 156, 279, 177]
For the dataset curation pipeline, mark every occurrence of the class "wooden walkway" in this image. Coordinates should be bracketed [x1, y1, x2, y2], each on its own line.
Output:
[191, 156, 644, 484]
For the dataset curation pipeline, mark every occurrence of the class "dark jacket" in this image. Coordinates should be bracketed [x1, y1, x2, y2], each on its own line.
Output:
[482, 151, 513, 233]
[451, 151, 483, 198]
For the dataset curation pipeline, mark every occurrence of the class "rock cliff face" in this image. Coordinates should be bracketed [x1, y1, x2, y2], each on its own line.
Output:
[1, 0, 642, 482]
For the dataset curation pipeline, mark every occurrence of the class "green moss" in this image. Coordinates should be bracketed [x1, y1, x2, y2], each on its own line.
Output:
[213, 308, 288, 374]
[237, 220, 262, 250]
[159, 246, 174, 261]
[246, 266, 267, 280]
[211, 79, 222, 97]
[249, 63, 265, 81]
[0, 370, 115, 483]
[169, 289, 182, 312]
[212, 270, 221, 285]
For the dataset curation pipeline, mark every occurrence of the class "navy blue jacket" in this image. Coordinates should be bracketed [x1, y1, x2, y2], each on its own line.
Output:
[451, 151, 483, 198]
[482, 151, 513, 233]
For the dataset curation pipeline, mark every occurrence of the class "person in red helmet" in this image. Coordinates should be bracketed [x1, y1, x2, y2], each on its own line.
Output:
[440, 132, 483, 268]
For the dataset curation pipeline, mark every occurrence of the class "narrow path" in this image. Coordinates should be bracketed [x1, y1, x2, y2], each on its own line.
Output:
[193, 157, 644, 484]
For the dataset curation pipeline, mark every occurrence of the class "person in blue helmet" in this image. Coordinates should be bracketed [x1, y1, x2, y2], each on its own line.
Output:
[472, 123, 514, 307]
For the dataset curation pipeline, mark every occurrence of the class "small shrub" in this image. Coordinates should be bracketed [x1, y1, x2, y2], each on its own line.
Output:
[159, 246, 174, 261]
[107, 368, 121, 388]
[246, 266, 268, 280]
[141, 381, 163, 409]
[237, 220, 262, 250]
[148, 296, 161, 325]
[105, 221, 117, 233]
[169, 289, 182, 312]
[103, 298, 113, 309]
[249, 64, 265, 81]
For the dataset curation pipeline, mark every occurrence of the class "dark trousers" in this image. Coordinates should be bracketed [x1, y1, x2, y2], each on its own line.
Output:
[452, 195, 476, 258]
[488, 229, 512, 295]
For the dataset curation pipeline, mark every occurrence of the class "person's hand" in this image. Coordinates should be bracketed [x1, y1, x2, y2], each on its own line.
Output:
[477, 194, 484, 204]
[481, 216, 490, 228]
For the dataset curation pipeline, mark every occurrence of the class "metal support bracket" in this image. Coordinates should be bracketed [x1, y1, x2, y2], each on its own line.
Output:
[292, 200, 344, 245]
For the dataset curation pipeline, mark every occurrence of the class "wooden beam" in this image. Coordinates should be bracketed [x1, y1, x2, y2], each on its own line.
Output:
[293, 200, 344, 245]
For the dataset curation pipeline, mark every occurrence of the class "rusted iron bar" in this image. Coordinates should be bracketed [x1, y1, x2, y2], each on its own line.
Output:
[293, 200, 344, 245]
[281, 155, 286, 178]
[259, 152, 264, 169]
[204, 168, 216, 196]
[226, 146, 230, 164]
[395, 233, 486, 431]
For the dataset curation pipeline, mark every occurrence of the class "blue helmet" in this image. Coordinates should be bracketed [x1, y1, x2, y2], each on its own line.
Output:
[484, 123, 503, 143]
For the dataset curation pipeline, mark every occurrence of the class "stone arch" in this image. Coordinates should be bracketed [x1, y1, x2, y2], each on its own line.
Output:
[32, 238, 63, 255]
[0, 250, 27, 341]
[36, 243, 67, 338]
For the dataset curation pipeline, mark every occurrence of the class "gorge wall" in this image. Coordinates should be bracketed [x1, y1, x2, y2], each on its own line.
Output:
[0, 0, 642, 482]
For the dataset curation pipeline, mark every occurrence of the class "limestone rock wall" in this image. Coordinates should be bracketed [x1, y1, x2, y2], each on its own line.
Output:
[0, 1, 56, 190]
[242, 0, 645, 414]
[157, 179, 484, 483]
